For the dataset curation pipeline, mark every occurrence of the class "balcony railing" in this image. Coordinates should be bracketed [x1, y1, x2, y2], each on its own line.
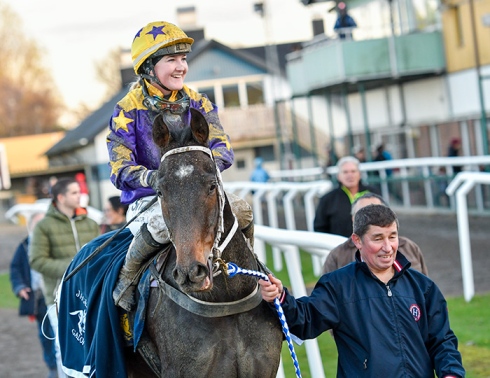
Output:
[286, 30, 446, 96]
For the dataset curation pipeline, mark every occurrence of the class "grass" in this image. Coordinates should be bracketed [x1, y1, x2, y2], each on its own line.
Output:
[1, 249, 489, 377]
[0, 273, 17, 309]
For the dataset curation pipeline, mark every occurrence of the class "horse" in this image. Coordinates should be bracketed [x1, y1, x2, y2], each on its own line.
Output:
[124, 108, 283, 377]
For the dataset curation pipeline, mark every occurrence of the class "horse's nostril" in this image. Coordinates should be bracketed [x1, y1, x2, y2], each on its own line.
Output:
[190, 262, 208, 283]
[172, 268, 180, 283]
[173, 262, 209, 287]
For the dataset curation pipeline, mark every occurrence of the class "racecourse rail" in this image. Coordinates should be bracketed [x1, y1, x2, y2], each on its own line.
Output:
[225, 156, 490, 377]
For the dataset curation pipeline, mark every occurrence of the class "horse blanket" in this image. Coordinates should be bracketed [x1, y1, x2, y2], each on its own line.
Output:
[58, 229, 133, 377]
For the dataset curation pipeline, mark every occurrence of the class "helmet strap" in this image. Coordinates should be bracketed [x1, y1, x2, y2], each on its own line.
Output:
[139, 59, 172, 93]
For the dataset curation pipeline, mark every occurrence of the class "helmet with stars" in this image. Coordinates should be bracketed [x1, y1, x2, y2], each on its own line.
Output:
[131, 21, 194, 75]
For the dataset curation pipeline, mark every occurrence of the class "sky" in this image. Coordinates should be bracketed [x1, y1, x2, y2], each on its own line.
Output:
[5, 0, 330, 127]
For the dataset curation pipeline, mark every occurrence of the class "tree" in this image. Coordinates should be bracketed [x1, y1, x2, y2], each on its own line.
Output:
[95, 47, 123, 101]
[0, 2, 64, 137]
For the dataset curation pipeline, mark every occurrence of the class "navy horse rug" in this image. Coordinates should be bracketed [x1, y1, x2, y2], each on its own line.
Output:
[58, 229, 134, 378]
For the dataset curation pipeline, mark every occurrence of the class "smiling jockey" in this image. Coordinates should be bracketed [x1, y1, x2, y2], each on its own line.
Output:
[107, 21, 254, 311]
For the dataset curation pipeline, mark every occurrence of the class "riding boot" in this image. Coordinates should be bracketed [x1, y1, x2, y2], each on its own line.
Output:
[242, 220, 255, 249]
[113, 223, 165, 311]
[226, 192, 255, 249]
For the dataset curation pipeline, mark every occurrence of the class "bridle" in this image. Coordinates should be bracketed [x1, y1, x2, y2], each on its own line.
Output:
[150, 145, 262, 319]
[160, 145, 239, 276]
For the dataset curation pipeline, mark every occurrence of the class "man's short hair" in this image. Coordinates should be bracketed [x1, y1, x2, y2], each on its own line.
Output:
[51, 177, 77, 203]
[353, 204, 398, 238]
[336, 156, 360, 170]
[351, 192, 388, 216]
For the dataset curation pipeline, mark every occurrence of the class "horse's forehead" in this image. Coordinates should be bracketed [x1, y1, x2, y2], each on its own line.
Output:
[174, 164, 194, 179]
[163, 152, 214, 180]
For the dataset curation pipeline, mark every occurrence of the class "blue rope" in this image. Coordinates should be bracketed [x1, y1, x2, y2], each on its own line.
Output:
[227, 262, 302, 378]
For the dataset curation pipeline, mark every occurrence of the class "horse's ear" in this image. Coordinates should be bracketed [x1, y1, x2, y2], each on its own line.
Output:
[189, 108, 209, 145]
[152, 113, 170, 148]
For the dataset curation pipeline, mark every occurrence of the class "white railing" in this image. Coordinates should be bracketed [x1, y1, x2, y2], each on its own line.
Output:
[225, 180, 333, 275]
[446, 171, 490, 302]
[254, 225, 347, 378]
[267, 156, 490, 213]
[224, 181, 343, 378]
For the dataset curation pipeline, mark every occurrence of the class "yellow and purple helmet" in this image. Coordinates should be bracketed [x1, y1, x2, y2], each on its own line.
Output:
[131, 21, 194, 74]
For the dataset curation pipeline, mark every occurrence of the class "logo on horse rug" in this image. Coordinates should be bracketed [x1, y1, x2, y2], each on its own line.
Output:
[69, 308, 87, 345]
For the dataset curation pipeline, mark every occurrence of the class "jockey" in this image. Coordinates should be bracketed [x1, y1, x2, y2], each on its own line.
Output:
[107, 21, 254, 311]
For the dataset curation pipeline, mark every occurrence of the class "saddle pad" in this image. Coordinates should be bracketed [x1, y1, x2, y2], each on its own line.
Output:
[58, 228, 133, 378]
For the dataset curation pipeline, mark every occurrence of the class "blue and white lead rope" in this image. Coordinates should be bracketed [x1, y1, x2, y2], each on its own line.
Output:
[227, 262, 302, 378]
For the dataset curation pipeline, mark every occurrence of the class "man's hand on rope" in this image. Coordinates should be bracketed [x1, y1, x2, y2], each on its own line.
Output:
[258, 274, 284, 302]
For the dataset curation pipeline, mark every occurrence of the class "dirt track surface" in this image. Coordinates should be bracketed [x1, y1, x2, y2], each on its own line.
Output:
[1, 212, 489, 377]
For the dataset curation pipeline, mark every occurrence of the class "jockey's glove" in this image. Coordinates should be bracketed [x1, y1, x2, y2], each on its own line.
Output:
[144, 170, 160, 193]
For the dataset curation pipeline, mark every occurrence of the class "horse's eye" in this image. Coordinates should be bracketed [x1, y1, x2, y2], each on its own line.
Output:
[209, 183, 216, 194]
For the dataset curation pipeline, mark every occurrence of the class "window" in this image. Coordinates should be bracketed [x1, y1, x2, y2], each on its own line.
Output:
[199, 87, 216, 104]
[223, 84, 240, 108]
[246, 82, 264, 105]
[236, 159, 246, 169]
[254, 145, 275, 162]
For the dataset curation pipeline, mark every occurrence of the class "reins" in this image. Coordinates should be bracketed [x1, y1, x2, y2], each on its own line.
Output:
[226, 263, 303, 378]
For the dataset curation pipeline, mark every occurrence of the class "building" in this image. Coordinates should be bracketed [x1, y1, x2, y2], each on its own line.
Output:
[284, 0, 490, 163]
[44, 29, 320, 208]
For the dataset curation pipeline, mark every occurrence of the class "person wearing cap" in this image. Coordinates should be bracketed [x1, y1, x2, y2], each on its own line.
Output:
[334, 2, 357, 40]
[259, 204, 465, 377]
[107, 21, 254, 311]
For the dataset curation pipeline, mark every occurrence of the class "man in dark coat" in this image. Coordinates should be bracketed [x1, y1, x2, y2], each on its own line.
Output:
[10, 212, 57, 378]
[314, 156, 378, 237]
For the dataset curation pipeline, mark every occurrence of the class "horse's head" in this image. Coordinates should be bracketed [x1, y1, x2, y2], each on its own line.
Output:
[152, 109, 221, 294]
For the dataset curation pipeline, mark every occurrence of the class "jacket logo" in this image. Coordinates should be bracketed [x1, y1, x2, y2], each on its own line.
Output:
[409, 304, 421, 322]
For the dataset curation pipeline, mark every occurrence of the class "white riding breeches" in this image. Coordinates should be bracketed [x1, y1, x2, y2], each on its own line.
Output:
[126, 196, 170, 244]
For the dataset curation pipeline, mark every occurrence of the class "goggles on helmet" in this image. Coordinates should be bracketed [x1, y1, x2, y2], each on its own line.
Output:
[148, 96, 189, 114]
[141, 81, 189, 114]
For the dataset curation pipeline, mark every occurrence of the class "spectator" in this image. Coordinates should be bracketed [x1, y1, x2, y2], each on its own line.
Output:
[10, 212, 57, 378]
[374, 143, 393, 177]
[74, 172, 89, 207]
[314, 156, 378, 237]
[250, 157, 270, 183]
[334, 2, 357, 40]
[322, 192, 428, 275]
[100, 195, 129, 233]
[447, 137, 462, 174]
[353, 145, 366, 163]
[259, 204, 465, 378]
[29, 177, 100, 377]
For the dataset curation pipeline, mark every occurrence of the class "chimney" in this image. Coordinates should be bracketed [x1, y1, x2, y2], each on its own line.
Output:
[177, 6, 198, 29]
[119, 48, 136, 88]
[177, 6, 205, 43]
[312, 18, 325, 36]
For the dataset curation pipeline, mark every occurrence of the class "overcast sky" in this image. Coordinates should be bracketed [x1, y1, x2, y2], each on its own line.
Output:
[5, 0, 329, 126]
